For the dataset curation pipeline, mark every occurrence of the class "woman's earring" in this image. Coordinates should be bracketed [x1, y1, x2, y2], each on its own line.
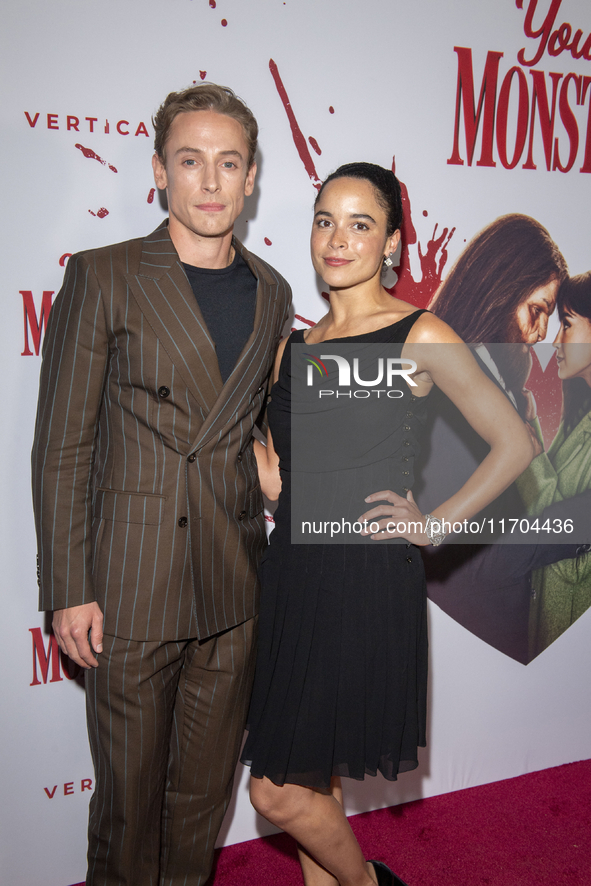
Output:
[384, 254, 394, 267]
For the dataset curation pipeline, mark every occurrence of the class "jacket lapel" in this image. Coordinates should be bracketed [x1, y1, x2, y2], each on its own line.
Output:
[125, 224, 223, 413]
[189, 237, 279, 451]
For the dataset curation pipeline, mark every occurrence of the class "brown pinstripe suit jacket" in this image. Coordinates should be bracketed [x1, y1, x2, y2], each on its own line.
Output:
[32, 223, 291, 641]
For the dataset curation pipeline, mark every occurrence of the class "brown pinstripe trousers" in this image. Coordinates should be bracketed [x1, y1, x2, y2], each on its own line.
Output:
[85, 618, 257, 886]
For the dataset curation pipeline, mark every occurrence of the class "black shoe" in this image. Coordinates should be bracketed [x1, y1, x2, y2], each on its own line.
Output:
[369, 859, 410, 886]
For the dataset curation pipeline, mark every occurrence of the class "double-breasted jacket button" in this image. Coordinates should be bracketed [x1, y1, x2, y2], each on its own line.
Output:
[178, 516, 188, 528]
[237, 453, 243, 462]
[402, 456, 409, 461]
[238, 510, 247, 521]
[403, 470, 409, 476]
[406, 556, 413, 563]
[403, 441, 410, 447]
[531, 588, 537, 599]
[158, 386, 170, 398]
[402, 485, 409, 492]
[404, 425, 411, 431]
[406, 411, 413, 417]
[187, 453, 196, 463]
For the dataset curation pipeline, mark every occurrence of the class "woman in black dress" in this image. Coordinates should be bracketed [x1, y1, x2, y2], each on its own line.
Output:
[242, 164, 533, 886]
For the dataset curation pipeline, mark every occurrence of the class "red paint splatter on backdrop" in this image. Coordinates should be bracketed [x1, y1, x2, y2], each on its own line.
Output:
[209, 0, 216, 6]
[200, 71, 207, 80]
[294, 313, 316, 327]
[329, 106, 335, 114]
[269, 64, 453, 307]
[384, 158, 454, 308]
[525, 351, 563, 444]
[423, 210, 428, 216]
[221, 18, 227, 26]
[147, 188, 156, 204]
[88, 208, 109, 218]
[59, 253, 72, 267]
[75, 144, 118, 173]
[264, 237, 272, 245]
[308, 136, 322, 156]
[269, 59, 322, 190]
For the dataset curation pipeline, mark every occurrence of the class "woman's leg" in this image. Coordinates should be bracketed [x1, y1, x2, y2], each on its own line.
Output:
[250, 775, 378, 886]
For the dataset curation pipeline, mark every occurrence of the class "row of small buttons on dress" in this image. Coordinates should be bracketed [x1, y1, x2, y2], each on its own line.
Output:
[401, 396, 418, 493]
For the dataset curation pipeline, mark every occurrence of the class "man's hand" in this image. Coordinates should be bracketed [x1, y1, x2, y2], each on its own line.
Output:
[52, 602, 104, 669]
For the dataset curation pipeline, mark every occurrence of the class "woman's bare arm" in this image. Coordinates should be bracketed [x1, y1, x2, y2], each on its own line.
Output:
[360, 313, 535, 543]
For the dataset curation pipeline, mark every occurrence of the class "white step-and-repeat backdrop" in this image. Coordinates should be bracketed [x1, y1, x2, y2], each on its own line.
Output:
[2, 1, 591, 884]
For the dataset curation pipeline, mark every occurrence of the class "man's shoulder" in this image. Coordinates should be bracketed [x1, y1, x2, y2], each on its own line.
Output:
[70, 224, 170, 275]
[235, 240, 291, 296]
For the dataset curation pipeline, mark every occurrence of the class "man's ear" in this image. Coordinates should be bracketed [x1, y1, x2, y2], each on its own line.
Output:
[152, 153, 167, 190]
[244, 161, 257, 197]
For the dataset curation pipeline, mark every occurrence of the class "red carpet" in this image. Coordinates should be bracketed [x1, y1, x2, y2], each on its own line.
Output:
[210, 760, 591, 885]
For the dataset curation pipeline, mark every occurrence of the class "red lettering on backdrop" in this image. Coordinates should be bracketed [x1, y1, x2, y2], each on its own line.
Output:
[579, 77, 591, 172]
[24, 111, 39, 128]
[44, 786, 58, 799]
[117, 120, 129, 135]
[147, 188, 156, 204]
[67, 115, 79, 132]
[21, 291, 54, 356]
[135, 122, 149, 137]
[516, 0, 563, 66]
[447, 47, 503, 167]
[81, 779, 93, 792]
[47, 114, 59, 130]
[523, 70, 562, 170]
[496, 67, 530, 169]
[59, 253, 72, 266]
[30, 627, 82, 683]
[30, 628, 62, 685]
[85, 116, 97, 132]
[516, 0, 591, 65]
[553, 73, 582, 172]
[64, 783, 74, 796]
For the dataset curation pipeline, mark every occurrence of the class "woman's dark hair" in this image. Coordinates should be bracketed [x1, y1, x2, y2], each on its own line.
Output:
[557, 271, 591, 435]
[429, 214, 567, 342]
[315, 163, 403, 236]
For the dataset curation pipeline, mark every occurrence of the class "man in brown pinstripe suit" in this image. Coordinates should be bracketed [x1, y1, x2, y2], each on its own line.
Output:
[32, 84, 291, 886]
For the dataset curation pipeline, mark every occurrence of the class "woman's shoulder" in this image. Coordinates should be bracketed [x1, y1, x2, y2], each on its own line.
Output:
[404, 309, 465, 344]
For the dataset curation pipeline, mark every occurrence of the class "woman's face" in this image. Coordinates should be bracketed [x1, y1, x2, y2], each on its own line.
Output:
[553, 308, 591, 384]
[514, 280, 559, 344]
[310, 177, 400, 291]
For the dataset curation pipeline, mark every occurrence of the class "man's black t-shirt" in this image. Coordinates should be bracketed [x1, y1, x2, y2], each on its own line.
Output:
[183, 252, 257, 384]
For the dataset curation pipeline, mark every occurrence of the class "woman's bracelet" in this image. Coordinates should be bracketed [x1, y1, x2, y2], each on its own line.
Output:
[423, 514, 447, 546]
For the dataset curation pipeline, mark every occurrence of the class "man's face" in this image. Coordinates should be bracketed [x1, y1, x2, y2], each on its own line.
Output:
[152, 110, 256, 243]
[513, 280, 559, 345]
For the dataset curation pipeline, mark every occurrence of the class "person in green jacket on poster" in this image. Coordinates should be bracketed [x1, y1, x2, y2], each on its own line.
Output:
[518, 272, 591, 657]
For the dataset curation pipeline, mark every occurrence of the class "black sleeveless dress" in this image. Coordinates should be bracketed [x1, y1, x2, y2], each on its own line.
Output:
[241, 311, 429, 790]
